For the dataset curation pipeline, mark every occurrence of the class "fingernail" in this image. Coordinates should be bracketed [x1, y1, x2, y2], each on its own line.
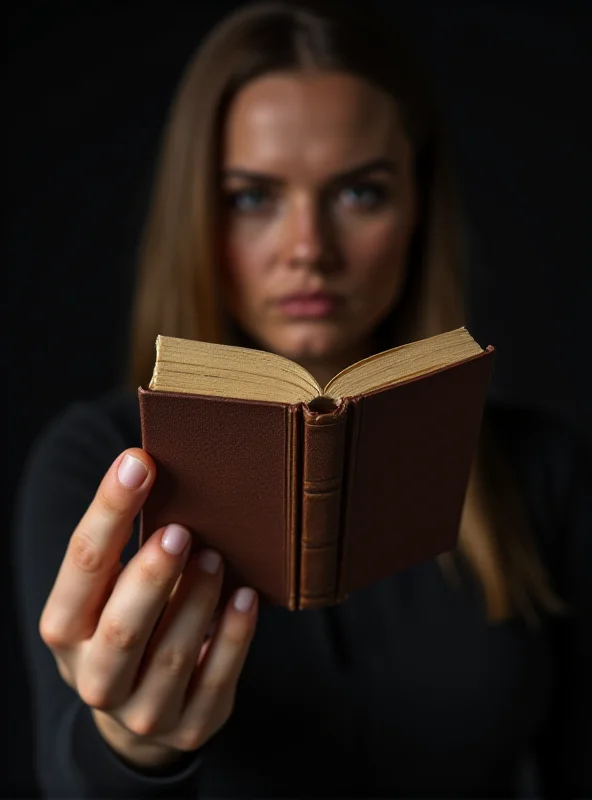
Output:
[118, 454, 148, 488]
[198, 550, 221, 575]
[233, 587, 255, 613]
[161, 524, 191, 555]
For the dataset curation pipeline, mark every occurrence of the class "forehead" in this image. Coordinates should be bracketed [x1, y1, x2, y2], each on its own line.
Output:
[222, 71, 409, 175]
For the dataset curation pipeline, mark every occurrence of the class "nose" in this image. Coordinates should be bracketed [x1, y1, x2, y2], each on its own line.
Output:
[282, 197, 338, 272]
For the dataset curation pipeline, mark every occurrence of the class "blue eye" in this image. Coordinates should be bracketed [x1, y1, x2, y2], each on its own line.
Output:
[227, 187, 270, 212]
[340, 183, 388, 210]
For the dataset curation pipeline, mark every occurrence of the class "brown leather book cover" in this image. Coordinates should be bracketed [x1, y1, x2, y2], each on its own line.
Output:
[138, 347, 494, 610]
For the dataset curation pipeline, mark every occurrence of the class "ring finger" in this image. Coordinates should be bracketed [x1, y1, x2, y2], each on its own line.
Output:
[177, 587, 258, 737]
[120, 550, 223, 735]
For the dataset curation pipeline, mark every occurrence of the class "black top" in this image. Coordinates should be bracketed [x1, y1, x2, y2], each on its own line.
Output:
[13, 388, 592, 799]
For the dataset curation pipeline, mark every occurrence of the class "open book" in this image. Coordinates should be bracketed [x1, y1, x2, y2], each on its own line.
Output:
[138, 327, 494, 609]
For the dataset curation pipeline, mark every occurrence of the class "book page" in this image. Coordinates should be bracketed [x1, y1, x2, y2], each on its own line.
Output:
[325, 328, 483, 398]
[149, 336, 321, 403]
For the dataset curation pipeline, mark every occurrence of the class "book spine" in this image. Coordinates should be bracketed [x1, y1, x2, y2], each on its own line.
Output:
[298, 399, 349, 609]
[334, 397, 363, 605]
[286, 405, 301, 612]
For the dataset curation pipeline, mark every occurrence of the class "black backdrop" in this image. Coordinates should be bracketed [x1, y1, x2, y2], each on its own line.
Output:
[3, 2, 591, 796]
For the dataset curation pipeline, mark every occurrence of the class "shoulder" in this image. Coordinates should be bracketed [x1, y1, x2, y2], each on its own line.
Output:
[25, 387, 140, 467]
[50, 386, 140, 446]
[14, 388, 142, 584]
[484, 402, 591, 496]
[485, 401, 585, 449]
[484, 402, 592, 579]
[18, 387, 140, 515]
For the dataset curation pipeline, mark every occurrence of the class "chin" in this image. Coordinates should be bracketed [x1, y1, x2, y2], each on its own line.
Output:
[270, 324, 354, 364]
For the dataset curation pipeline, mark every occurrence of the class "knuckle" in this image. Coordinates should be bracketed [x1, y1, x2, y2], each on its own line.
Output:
[39, 612, 69, 650]
[224, 628, 246, 648]
[96, 484, 128, 519]
[102, 615, 142, 653]
[78, 680, 115, 712]
[223, 617, 251, 648]
[209, 688, 235, 725]
[138, 555, 170, 589]
[124, 712, 159, 739]
[201, 672, 234, 695]
[175, 724, 208, 753]
[69, 530, 107, 575]
[56, 657, 75, 688]
[152, 645, 194, 678]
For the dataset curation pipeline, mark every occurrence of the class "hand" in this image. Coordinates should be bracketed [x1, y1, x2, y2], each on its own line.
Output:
[39, 448, 258, 770]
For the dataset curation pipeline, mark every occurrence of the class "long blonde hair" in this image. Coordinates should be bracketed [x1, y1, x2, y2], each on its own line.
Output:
[127, 0, 560, 621]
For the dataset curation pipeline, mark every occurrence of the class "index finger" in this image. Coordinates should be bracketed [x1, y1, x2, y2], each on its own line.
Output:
[40, 448, 155, 645]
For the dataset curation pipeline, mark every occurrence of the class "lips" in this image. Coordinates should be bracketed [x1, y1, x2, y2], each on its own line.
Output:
[275, 291, 342, 319]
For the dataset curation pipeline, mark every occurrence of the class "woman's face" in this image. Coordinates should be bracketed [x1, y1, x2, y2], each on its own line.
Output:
[221, 70, 418, 373]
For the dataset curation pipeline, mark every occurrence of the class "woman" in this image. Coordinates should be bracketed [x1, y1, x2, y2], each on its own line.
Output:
[14, 0, 591, 797]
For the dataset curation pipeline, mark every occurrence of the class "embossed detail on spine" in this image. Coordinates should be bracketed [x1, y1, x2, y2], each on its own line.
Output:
[299, 400, 348, 609]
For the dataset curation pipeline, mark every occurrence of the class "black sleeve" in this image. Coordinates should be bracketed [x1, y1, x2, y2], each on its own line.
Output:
[13, 401, 204, 799]
[536, 432, 592, 799]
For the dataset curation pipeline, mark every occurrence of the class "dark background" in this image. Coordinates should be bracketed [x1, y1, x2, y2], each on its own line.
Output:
[3, 1, 591, 796]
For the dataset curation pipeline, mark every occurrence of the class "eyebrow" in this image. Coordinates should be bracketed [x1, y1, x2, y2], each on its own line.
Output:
[222, 157, 397, 186]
